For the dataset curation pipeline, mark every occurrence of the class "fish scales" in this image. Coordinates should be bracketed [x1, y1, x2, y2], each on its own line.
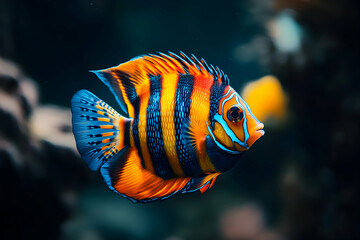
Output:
[146, 74, 174, 179]
[174, 74, 203, 176]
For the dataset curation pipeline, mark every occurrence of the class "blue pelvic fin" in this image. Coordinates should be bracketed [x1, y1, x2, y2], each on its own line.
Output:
[71, 89, 129, 171]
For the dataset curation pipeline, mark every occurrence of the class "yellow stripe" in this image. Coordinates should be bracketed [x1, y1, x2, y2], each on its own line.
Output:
[189, 75, 216, 173]
[161, 73, 185, 177]
[138, 95, 155, 173]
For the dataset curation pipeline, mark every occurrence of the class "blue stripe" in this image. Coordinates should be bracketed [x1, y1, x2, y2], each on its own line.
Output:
[147, 75, 174, 179]
[124, 119, 131, 147]
[112, 71, 145, 167]
[110, 70, 146, 167]
[174, 74, 203, 176]
[209, 81, 227, 129]
[132, 112, 144, 167]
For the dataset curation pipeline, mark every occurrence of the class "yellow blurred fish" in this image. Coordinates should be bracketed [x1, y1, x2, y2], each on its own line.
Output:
[241, 75, 287, 123]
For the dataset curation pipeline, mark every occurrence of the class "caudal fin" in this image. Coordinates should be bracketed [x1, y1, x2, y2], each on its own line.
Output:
[71, 90, 131, 171]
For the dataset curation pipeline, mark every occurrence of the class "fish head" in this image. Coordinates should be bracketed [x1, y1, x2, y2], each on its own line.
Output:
[207, 87, 264, 154]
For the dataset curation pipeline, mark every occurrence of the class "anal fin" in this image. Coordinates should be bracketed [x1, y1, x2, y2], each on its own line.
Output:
[199, 175, 219, 194]
[100, 147, 194, 203]
[184, 173, 220, 194]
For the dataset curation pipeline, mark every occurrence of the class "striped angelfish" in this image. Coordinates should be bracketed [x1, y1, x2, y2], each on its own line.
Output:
[71, 52, 264, 203]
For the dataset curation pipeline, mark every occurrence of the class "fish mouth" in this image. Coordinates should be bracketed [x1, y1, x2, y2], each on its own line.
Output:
[246, 123, 265, 147]
[254, 123, 265, 135]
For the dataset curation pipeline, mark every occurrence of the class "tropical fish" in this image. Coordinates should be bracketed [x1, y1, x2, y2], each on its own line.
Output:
[71, 52, 264, 203]
[241, 75, 287, 123]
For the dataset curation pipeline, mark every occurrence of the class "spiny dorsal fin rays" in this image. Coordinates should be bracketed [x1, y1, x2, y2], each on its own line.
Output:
[179, 51, 203, 75]
[149, 51, 231, 86]
[144, 55, 173, 74]
[180, 51, 197, 68]
[158, 52, 187, 74]
[92, 52, 229, 118]
[190, 54, 205, 74]
[142, 52, 229, 85]
[201, 58, 212, 73]
[143, 57, 169, 76]
[168, 52, 191, 72]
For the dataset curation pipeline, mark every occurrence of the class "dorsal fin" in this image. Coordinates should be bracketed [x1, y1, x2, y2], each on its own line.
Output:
[92, 52, 230, 118]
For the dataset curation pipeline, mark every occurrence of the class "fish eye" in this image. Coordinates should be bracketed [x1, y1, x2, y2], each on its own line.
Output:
[227, 105, 243, 123]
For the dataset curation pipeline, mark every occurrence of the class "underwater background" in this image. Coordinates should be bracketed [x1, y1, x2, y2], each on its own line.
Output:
[0, 0, 359, 239]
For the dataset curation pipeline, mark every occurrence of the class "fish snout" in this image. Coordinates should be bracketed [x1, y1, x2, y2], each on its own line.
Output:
[246, 123, 265, 147]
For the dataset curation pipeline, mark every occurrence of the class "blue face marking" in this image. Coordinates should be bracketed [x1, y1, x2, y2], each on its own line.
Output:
[221, 92, 236, 113]
[214, 113, 248, 149]
[206, 122, 241, 154]
[206, 91, 251, 153]
[223, 87, 232, 98]
[235, 95, 250, 145]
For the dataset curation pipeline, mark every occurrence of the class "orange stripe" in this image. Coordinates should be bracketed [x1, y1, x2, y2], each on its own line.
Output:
[102, 132, 114, 137]
[100, 125, 113, 129]
[189, 75, 216, 173]
[161, 73, 185, 177]
[101, 145, 109, 150]
[118, 116, 125, 150]
[98, 117, 110, 122]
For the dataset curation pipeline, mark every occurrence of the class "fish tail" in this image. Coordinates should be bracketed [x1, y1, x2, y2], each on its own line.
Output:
[71, 89, 131, 171]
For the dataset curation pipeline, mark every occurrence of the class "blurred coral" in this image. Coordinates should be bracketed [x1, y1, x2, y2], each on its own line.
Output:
[0, 57, 87, 240]
[30, 105, 77, 151]
[220, 204, 283, 240]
